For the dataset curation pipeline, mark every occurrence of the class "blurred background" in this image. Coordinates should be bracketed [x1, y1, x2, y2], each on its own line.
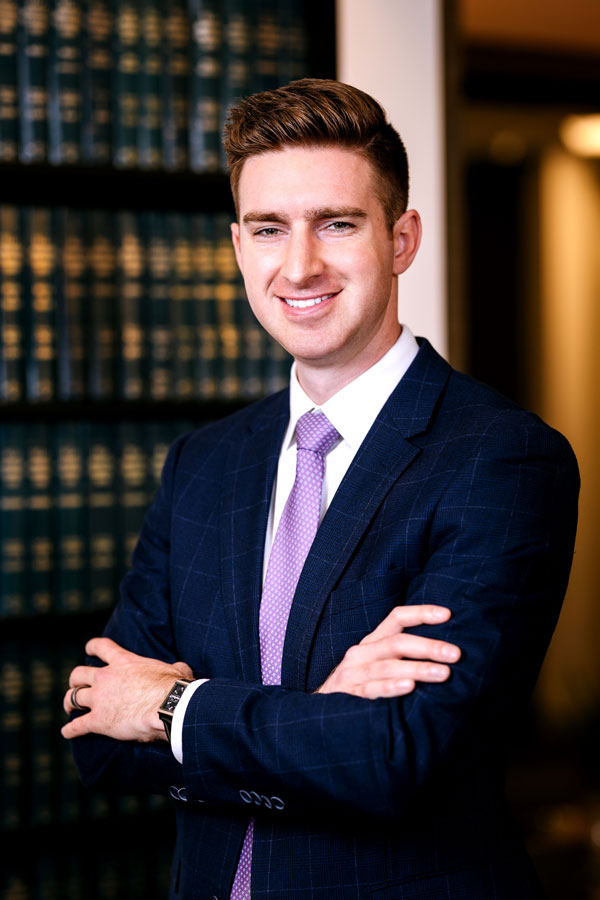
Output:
[1, 0, 599, 896]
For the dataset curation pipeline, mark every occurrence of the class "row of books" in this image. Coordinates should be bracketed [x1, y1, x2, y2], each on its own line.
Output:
[1, 635, 173, 839]
[0, 0, 308, 171]
[0, 204, 291, 403]
[0, 419, 203, 618]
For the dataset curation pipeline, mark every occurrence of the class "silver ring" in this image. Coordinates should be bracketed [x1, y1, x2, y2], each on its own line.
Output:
[70, 685, 90, 711]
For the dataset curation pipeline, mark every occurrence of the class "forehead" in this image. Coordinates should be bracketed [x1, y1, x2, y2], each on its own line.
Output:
[236, 145, 380, 217]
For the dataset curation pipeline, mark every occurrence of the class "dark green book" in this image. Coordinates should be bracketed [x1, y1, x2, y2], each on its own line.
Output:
[169, 212, 195, 398]
[53, 422, 87, 612]
[144, 210, 173, 400]
[17, 0, 49, 162]
[0, 642, 24, 829]
[219, 0, 250, 169]
[23, 206, 57, 401]
[0, 424, 27, 618]
[116, 209, 145, 399]
[252, 0, 280, 93]
[188, 0, 222, 173]
[278, 0, 308, 82]
[214, 212, 240, 398]
[190, 212, 218, 399]
[0, 0, 19, 161]
[48, 0, 82, 164]
[56, 207, 87, 400]
[88, 209, 117, 399]
[116, 421, 149, 576]
[113, 0, 140, 168]
[0, 204, 26, 402]
[161, 0, 190, 171]
[137, 0, 162, 168]
[81, 0, 113, 164]
[87, 421, 117, 612]
[27, 650, 55, 826]
[57, 642, 84, 823]
[25, 423, 53, 614]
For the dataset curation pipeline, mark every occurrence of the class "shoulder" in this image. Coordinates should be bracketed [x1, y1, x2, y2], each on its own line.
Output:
[159, 388, 289, 480]
[413, 339, 577, 471]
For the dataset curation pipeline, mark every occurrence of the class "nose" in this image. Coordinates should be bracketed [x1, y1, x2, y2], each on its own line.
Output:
[279, 228, 325, 286]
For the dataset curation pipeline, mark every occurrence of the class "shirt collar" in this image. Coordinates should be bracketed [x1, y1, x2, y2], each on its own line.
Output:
[284, 325, 419, 452]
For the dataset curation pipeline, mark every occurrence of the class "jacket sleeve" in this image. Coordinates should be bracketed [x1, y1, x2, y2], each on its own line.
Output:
[177, 417, 579, 820]
[69, 433, 191, 797]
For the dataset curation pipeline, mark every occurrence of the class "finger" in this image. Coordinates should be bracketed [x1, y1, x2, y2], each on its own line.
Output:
[362, 659, 451, 684]
[349, 633, 460, 667]
[68, 665, 97, 689]
[359, 678, 416, 700]
[61, 713, 94, 740]
[85, 636, 129, 664]
[360, 605, 451, 645]
[63, 686, 92, 714]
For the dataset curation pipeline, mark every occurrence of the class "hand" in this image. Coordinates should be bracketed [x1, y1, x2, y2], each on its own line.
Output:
[316, 605, 460, 699]
[61, 637, 194, 743]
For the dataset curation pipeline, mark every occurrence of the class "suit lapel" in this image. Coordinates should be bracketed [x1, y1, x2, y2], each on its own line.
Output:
[281, 340, 452, 690]
[219, 391, 289, 683]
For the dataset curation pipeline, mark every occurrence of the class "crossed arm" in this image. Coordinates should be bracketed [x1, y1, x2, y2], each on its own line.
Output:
[61, 603, 461, 743]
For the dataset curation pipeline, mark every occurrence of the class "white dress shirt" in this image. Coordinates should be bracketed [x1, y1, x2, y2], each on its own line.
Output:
[169, 326, 420, 763]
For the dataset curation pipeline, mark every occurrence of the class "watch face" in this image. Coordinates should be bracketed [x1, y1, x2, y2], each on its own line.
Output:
[163, 682, 188, 713]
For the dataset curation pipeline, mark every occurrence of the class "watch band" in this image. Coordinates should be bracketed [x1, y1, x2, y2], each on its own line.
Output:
[158, 679, 193, 742]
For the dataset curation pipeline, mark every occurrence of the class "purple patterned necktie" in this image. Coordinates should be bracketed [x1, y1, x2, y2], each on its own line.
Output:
[229, 411, 340, 900]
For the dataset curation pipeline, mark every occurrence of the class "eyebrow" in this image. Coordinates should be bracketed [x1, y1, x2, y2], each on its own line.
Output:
[242, 206, 368, 225]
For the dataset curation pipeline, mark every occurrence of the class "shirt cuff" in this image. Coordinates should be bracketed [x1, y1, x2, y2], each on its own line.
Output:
[170, 679, 208, 763]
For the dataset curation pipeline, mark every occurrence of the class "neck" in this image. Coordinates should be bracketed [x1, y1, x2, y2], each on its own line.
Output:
[295, 324, 402, 405]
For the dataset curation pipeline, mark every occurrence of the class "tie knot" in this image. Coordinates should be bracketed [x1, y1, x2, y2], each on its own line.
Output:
[295, 410, 340, 458]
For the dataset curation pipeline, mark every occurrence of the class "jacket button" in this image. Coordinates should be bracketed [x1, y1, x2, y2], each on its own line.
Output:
[239, 789, 252, 803]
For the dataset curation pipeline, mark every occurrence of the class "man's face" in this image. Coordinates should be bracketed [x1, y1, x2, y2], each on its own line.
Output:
[231, 146, 419, 394]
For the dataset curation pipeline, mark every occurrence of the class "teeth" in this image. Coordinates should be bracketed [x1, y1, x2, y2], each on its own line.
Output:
[283, 294, 333, 308]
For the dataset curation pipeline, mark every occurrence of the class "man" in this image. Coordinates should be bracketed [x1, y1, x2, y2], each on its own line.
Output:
[63, 80, 578, 899]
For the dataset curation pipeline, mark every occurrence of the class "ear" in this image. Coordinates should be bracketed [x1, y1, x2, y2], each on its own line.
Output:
[230, 222, 243, 272]
[392, 209, 422, 275]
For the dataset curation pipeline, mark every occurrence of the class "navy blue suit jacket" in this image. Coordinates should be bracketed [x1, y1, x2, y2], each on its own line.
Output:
[72, 340, 579, 899]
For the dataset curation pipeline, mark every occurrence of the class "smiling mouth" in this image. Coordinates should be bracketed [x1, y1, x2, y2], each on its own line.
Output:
[281, 293, 336, 309]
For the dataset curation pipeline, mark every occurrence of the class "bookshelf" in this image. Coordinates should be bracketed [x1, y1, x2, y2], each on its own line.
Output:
[0, 1, 336, 897]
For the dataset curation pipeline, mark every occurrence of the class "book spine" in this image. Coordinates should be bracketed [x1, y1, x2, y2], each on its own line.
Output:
[116, 209, 145, 399]
[116, 420, 149, 577]
[17, 0, 49, 163]
[54, 422, 87, 612]
[169, 211, 195, 398]
[252, 0, 280, 93]
[219, 0, 250, 169]
[0, 0, 19, 162]
[237, 257, 264, 399]
[81, 0, 113, 165]
[0, 205, 26, 402]
[87, 422, 117, 612]
[277, 0, 308, 83]
[25, 423, 53, 615]
[57, 643, 84, 823]
[214, 212, 240, 398]
[0, 424, 27, 617]
[113, 0, 140, 168]
[144, 210, 173, 400]
[191, 212, 218, 399]
[23, 205, 57, 401]
[47, 0, 82, 164]
[0, 643, 24, 829]
[27, 651, 55, 826]
[137, 0, 162, 169]
[56, 206, 87, 400]
[87, 209, 117, 399]
[188, 0, 222, 173]
[161, 0, 190, 171]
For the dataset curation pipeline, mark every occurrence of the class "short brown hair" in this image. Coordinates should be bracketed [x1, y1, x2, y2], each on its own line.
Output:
[223, 78, 409, 230]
